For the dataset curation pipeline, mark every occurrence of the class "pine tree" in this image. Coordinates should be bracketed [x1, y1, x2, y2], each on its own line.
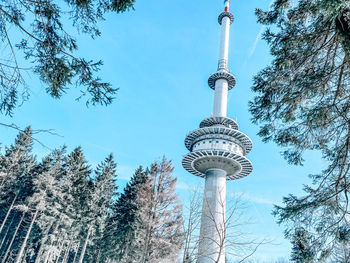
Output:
[249, 0, 350, 259]
[79, 153, 118, 263]
[0, 127, 36, 231]
[32, 148, 67, 263]
[290, 228, 315, 263]
[0, 127, 36, 262]
[63, 147, 92, 262]
[104, 166, 148, 263]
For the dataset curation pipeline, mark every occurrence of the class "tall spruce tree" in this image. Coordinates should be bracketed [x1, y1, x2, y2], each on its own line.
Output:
[79, 153, 118, 263]
[0, 0, 135, 115]
[0, 126, 36, 227]
[31, 148, 67, 263]
[103, 166, 148, 263]
[63, 147, 92, 262]
[249, 0, 350, 260]
[0, 127, 36, 262]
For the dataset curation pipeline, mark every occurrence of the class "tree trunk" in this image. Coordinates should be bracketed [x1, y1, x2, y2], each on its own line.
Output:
[1, 212, 25, 263]
[62, 241, 71, 263]
[52, 241, 64, 263]
[14, 210, 38, 263]
[141, 226, 152, 263]
[0, 193, 17, 235]
[35, 221, 54, 263]
[78, 226, 91, 263]
[22, 248, 29, 263]
[140, 178, 158, 263]
[122, 242, 130, 263]
[182, 214, 193, 263]
[140, 205, 157, 263]
[72, 245, 79, 263]
[43, 249, 51, 263]
[139, 178, 156, 263]
[96, 249, 101, 263]
[0, 214, 14, 252]
[54, 246, 62, 263]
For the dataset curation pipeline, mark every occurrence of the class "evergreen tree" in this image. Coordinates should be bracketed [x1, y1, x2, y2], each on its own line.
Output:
[63, 147, 92, 262]
[80, 153, 118, 263]
[249, 0, 350, 259]
[290, 228, 315, 263]
[0, 127, 36, 225]
[0, 0, 136, 115]
[104, 166, 148, 263]
[0, 127, 36, 262]
[329, 224, 350, 262]
[32, 148, 67, 263]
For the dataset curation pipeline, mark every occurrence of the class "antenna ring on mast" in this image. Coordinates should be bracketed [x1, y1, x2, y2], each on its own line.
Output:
[218, 12, 234, 25]
[208, 72, 236, 90]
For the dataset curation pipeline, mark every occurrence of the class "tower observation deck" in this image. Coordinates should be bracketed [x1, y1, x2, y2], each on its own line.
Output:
[182, 1, 253, 262]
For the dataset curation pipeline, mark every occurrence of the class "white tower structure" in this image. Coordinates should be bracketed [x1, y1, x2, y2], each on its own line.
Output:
[182, 1, 253, 262]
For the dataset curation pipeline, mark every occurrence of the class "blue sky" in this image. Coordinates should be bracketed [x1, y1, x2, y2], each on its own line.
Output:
[1, 0, 328, 261]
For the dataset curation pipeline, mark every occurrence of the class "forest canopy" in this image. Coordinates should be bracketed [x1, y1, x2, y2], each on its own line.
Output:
[0, 127, 183, 263]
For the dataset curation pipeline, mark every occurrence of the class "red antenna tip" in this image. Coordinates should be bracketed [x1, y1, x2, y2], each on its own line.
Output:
[225, 6, 228, 12]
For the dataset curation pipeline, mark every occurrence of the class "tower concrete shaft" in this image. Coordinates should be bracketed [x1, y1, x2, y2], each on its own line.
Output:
[182, 1, 253, 262]
[197, 169, 227, 263]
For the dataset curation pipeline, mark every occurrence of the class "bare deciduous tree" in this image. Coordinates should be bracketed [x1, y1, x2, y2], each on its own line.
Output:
[182, 188, 202, 263]
[183, 188, 269, 263]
